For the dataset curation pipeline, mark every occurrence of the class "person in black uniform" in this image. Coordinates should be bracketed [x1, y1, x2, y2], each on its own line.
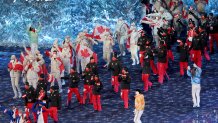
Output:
[199, 13, 208, 30]
[86, 57, 98, 75]
[81, 66, 94, 104]
[208, 13, 218, 54]
[144, 43, 157, 75]
[142, 52, 152, 91]
[189, 29, 203, 68]
[108, 52, 122, 93]
[177, 40, 189, 76]
[156, 41, 168, 84]
[158, 27, 174, 69]
[36, 74, 47, 100]
[199, 25, 210, 61]
[45, 86, 61, 123]
[137, 35, 147, 67]
[118, 67, 131, 109]
[92, 75, 103, 111]
[63, 67, 81, 107]
[22, 82, 37, 122]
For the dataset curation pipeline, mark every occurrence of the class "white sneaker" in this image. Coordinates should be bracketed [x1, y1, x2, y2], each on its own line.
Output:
[117, 54, 122, 57]
[193, 104, 197, 108]
[122, 52, 126, 56]
[13, 96, 17, 99]
[197, 104, 200, 108]
[136, 60, 139, 65]
[62, 81, 66, 86]
[18, 93, 22, 98]
[132, 59, 136, 65]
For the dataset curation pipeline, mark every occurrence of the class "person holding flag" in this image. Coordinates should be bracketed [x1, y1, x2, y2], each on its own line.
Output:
[8, 55, 23, 99]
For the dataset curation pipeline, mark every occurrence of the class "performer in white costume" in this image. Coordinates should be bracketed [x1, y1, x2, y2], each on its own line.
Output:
[59, 44, 71, 85]
[8, 55, 23, 99]
[99, 32, 114, 68]
[129, 23, 140, 65]
[50, 53, 63, 93]
[24, 55, 40, 89]
[75, 32, 95, 73]
[115, 17, 129, 56]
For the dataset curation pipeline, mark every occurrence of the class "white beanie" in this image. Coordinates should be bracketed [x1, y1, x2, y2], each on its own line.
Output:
[159, 7, 165, 12]
[11, 55, 16, 60]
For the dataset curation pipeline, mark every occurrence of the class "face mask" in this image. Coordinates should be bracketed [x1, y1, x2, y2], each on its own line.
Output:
[30, 60, 33, 62]
[11, 59, 15, 62]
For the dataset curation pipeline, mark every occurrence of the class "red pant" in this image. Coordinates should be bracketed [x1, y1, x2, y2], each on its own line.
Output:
[67, 88, 81, 105]
[82, 85, 93, 104]
[121, 89, 129, 109]
[139, 51, 145, 67]
[167, 50, 174, 61]
[209, 33, 218, 52]
[157, 62, 166, 84]
[42, 111, 48, 123]
[179, 62, 188, 76]
[142, 74, 152, 91]
[203, 47, 210, 61]
[192, 50, 202, 68]
[111, 76, 119, 93]
[92, 95, 102, 111]
[150, 60, 157, 74]
[46, 107, 58, 122]
[26, 103, 37, 122]
[189, 50, 194, 62]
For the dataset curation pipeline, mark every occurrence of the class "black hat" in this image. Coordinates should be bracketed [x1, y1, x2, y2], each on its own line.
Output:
[199, 25, 205, 30]
[188, 19, 195, 24]
[90, 56, 94, 60]
[25, 82, 29, 86]
[86, 65, 90, 69]
[201, 13, 207, 18]
[71, 67, 76, 70]
[195, 28, 200, 34]
[135, 89, 142, 94]
[209, 13, 213, 17]
[40, 87, 44, 91]
[94, 74, 99, 79]
[190, 66, 197, 71]
[188, 18, 193, 22]
[40, 74, 45, 79]
[50, 86, 55, 90]
[112, 52, 118, 58]
[122, 67, 128, 72]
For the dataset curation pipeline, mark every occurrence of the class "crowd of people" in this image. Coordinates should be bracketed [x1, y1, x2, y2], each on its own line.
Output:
[1, 0, 218, 123]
